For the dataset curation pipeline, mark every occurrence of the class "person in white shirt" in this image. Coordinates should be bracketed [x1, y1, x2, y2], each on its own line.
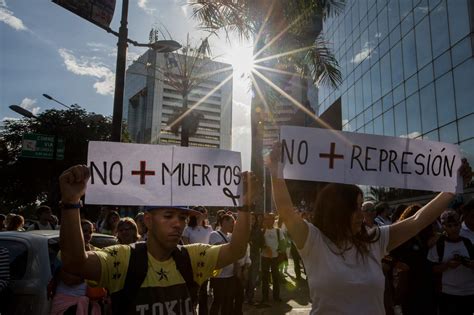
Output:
[182, 206, 214, 315]
[428, 210, 474, 315]
[209, 214, 235, 315]
[260, 213, 281, 303]
[460, 200, 474, 243]
[266, 143, 472, 315]
[182, 206, 213, 244]
[27, 205, 56, 230]
[374, 202, 392, 226]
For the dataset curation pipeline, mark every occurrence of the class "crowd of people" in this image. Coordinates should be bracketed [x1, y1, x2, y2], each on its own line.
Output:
[0, 155, 473, 315]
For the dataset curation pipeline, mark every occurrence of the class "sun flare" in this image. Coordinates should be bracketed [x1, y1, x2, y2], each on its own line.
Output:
[224, 43, 255, 78]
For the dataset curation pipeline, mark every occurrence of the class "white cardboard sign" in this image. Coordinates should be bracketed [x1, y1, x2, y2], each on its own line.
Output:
[279, 126, 463, 193]
[85, 141, 242, 206]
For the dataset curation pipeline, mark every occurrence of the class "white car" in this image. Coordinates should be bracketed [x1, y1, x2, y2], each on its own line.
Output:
[0, 230, 117, 315]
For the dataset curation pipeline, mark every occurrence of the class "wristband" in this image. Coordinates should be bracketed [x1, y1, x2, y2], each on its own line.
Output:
[59, 200, 83, 210]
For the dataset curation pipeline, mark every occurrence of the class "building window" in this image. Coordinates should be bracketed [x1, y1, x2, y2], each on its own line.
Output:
[453, 58, 474, 118]
[439, 122, 458, 144]
[420, 82, 437, 133]
[435, 71, 456, 126]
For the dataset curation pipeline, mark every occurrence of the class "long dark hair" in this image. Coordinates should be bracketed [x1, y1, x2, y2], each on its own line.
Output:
[312, 183, 379, 257]
[188, 206, 209, 229]
[103, 210, 120, 232]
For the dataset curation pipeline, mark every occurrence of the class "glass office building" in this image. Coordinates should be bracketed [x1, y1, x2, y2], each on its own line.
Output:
[319, 0, 474, 165]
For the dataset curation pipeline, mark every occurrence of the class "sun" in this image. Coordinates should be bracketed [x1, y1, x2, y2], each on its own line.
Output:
[224, 43, 255, 78]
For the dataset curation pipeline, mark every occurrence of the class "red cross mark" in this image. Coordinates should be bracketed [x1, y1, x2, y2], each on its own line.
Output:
[319, 142, 344, 169]
[131, 161, 155, 184]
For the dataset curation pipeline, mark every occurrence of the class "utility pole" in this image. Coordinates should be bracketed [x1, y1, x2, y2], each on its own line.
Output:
[111, 0, 129, 142]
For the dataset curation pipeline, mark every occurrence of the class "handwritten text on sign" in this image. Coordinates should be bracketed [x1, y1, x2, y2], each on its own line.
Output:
[279, 126, 463, 193]
[85, 142, 242, 206]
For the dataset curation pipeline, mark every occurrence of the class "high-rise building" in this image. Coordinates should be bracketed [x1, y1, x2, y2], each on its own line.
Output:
[320, 0, 474, 164]
[124, 50, 233, 149]
[261, 75, 313, 150]
[318, 0, 474, 201]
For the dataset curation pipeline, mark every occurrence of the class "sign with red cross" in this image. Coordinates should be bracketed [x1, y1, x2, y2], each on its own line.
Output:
[279, 126, 464, 193]
[85, 141, 242, 206]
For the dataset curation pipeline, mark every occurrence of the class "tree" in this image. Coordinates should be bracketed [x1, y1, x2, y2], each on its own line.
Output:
[191, 0, 345, 209]
[0, 106, 128, 212]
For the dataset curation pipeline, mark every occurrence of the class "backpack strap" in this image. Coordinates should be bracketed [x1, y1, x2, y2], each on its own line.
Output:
[113, 242, 148, 314]
[217, 231, 228, 243]
[172, 245, 199, 306]
[436, 236, 445, 263]
[460, 237, 474, 259]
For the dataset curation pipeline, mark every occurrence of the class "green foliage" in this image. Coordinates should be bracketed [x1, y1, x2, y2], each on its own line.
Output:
[0, 106, 118, 211]
[190, 0, 345, 89]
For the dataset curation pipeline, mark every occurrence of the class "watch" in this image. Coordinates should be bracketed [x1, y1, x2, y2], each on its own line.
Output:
[59, 200, 83, 210]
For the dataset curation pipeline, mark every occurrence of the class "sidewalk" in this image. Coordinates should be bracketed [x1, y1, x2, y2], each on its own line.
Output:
[243, 260, 312, 314]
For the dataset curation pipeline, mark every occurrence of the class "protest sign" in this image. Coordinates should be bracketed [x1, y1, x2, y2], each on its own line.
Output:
[85, 141, 242, 206]
[279, 126, 463, 193]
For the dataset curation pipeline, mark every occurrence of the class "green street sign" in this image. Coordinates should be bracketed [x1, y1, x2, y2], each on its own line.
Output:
[21, 133, 65, 160]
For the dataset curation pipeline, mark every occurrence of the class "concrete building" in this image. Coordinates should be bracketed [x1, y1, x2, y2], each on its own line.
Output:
[318, 0, 474, 201]
[124, 49, 233, 149]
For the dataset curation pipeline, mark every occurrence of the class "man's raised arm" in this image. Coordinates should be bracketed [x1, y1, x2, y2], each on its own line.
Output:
[215, 172, 257, 269]
[59, 165, 101, 282]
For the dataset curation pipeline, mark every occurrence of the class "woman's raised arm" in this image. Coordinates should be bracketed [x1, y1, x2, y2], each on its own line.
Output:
[388, 159, 472, 251]
[267, 143, 308, 249]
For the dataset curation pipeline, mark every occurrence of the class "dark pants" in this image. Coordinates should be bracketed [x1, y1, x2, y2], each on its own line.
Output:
[210, 277, 235, 315]
[261, 256, 280, 301]
[439, 293, 474, 315]
[246, 251, 260, 302]
[199, 279, 209, 315]
[233, 277, 244, 315]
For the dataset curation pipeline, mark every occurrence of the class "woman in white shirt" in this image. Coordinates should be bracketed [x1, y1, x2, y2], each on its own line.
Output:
[182, 206, 213, 244]
[266, 143, 472, 315]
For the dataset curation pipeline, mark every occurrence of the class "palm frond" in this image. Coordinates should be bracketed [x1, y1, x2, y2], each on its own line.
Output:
[189, 0, 256, 40]
[303, 34, 342, 88]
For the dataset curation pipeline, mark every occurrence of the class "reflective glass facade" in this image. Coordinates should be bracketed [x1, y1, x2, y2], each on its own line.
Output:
[320, 0, 474, 163]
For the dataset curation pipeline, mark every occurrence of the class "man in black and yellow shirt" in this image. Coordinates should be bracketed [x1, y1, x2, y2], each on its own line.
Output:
[58, 165, 256, 315]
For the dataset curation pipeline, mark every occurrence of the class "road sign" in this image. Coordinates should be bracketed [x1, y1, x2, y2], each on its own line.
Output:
[52, 0, 116, 29]
[21, 133, 64, 160]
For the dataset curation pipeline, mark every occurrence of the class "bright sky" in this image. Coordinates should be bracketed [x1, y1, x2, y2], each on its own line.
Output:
[0, 0, 252, 170]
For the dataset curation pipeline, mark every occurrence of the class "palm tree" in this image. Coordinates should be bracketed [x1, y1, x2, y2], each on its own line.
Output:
[161, 35, 214, 147]
[191, 0, 345, 209]
[135, 32, 223, 146]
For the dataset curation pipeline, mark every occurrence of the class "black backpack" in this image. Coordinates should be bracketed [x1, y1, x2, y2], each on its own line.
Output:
[435, 235, 474, 262]
[112, 242, 198, 314]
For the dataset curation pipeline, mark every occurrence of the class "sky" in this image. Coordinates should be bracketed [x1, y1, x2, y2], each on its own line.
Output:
[0, 0, 252, 170]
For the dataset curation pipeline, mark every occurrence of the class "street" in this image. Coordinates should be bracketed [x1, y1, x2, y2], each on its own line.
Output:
[243, 259, 311, 315]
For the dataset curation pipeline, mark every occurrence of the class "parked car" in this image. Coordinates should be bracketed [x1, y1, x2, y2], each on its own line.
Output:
[0, 230, 117, 314]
